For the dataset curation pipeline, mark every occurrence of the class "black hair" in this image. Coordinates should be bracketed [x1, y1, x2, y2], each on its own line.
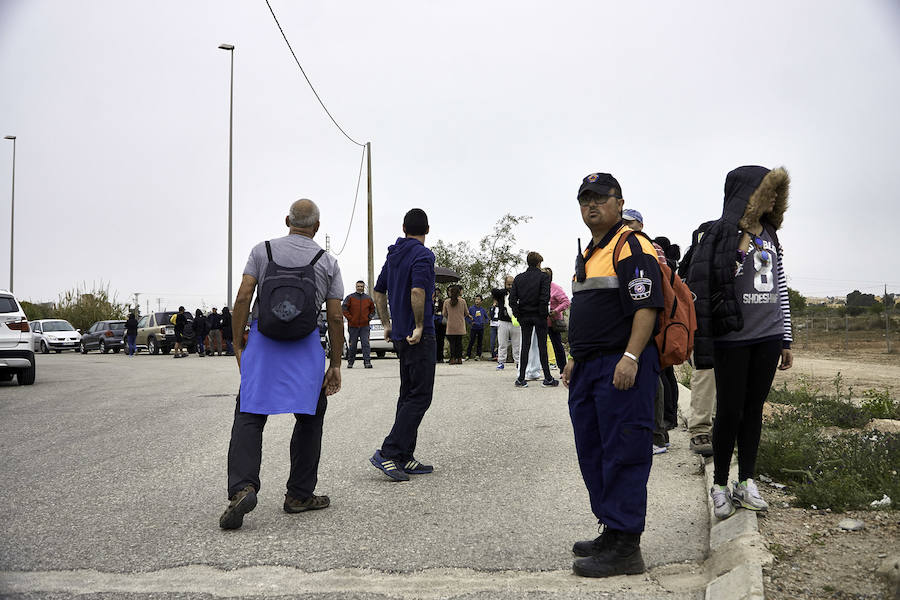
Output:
[403, 208, 429, 236]
[356, 280, 365, 285]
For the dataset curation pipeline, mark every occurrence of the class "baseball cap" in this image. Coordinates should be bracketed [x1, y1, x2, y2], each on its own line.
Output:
[622, 209, 643, 224]
[578, 173, 622, 200]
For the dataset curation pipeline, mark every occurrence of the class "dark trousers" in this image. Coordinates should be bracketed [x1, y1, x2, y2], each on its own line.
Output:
[661, 366, 678, 429]
[381, 335, 436, 462]
[548, 327, 567, 370]
[126, 334, 137, 356]
[653, 376, 669, 446]
[489, 325, 498, 358]
[712, 338, 782, 486]
[568, 345, 658, 533]
[227, 390, 327, 499]
[447, 334, 463, 360]
[435, 322, 446, 362]
[466, 327, 484, 358]
[347, 326, 371, 364]
[518, 317, 552, 382]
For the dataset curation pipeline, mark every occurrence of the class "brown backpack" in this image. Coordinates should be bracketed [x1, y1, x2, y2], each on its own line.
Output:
[613, 230, 697, 369]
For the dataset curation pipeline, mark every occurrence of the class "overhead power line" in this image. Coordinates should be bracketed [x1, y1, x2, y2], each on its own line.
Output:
[332, 145, 367, 256]
[264, 0, 366, 148]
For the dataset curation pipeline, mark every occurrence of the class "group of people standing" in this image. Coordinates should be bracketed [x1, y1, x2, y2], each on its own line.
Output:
[120, 306, 235, 358]
[217, 160, 794, 582]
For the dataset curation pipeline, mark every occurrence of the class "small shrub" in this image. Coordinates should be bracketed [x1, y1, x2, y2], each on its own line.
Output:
[676, 363, 692, 389]
[811, 396, 870, 429]
[861, 388, 900, 420]
[757, 412, 820, 484]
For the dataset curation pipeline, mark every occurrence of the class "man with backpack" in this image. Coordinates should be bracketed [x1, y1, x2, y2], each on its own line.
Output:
[562, 173, 663, 578]
[172, 307, 188, 358]
[219, 198, 345, 531]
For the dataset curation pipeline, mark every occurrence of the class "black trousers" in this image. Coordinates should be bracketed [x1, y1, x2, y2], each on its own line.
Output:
[435, 322, 446, 362]
[548, 327, 567, 370]
[518, 317, 552, 382]
[661, 366, 679, 429]
[227, 390, 327, 499]
[466, 328, 484, 357]
[381, 335, 436, 461]
[447, 334, 463, 359]
[712, 338, 782, 485]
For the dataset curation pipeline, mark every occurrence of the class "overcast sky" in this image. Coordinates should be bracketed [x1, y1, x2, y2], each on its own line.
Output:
[1, 0, 899, 312]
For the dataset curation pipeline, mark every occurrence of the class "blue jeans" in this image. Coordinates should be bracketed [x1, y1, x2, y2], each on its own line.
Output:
[126, 334, 137, 356]
[347, 326, 371, 364]
[197, 338, 205, 354]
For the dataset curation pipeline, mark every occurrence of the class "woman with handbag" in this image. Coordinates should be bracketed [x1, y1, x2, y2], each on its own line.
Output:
[544, 267, 570, 372]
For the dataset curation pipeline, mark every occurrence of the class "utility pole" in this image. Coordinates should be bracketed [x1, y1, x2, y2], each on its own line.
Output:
[325, 234, 331, 253]
[366, 142, 374, 294]
[886, 284, 892, 354]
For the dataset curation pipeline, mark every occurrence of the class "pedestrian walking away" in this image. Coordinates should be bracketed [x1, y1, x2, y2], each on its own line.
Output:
[172, 306, 188, 358]
[219, 198, 344, 530]
[194, 309, 208, 357]
[466, 295, 489, 360]
[563, 172, 664, 578]
[491, 276, 521, 371]
[125, 312, 138, 357]
[208, 307, 224, 355]
[442, 285, 469, 365]
[370, 208, 436, 482]
[510, 252, 557, 388]
[222, 306, 234, 356]
[544, 267, 570, 373]
[343, 280, 376, 368]
[690, 165, 793, 520]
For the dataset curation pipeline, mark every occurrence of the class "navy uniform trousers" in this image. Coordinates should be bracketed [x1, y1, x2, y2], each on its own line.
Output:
[568, 344, 659, 533]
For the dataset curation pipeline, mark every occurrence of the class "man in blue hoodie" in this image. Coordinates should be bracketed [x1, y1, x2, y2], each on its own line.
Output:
[370, 208, 436, 481]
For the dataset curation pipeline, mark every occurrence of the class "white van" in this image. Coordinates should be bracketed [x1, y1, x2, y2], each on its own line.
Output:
[0, 290, 36, 385]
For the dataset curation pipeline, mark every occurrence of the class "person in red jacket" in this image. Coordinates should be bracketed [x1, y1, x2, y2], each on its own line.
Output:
[342, 280, 377, 368]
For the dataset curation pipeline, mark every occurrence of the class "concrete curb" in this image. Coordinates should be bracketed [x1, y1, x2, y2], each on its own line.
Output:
[676, 382, 772, 600]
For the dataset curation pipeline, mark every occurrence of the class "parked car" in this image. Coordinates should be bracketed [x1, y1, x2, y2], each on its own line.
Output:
[0, 289, 35, 385]
[31, 319, 81, 353]
[342, 318, 395, 359]
[80, 320, 126, 353]
[134, 311, 196, 355]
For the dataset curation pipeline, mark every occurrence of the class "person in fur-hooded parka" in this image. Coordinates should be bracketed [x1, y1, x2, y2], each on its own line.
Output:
[689, 166, 793, 369]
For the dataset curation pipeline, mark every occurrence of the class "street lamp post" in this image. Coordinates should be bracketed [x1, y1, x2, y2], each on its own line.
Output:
[4, 135, 15, 293]
[219, 43, 234, 309]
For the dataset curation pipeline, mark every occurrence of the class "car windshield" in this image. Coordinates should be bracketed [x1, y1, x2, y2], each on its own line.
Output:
[0, 295, 18, 313]
[43, 321, 76, 332]
[109, 322, 125, 331]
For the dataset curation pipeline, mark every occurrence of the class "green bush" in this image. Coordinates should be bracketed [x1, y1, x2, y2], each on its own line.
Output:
[812, 396, 870, 429]
[861, 388, 900, 420]
[757, 411, 820, 484]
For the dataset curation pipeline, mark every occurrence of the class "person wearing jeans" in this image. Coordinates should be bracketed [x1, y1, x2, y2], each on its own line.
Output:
[125, 312, 138, 357]
[343, 280, 376, 368]
[370, 208, 437, 481]
[466, 295, 489, 360]
[510, 252, 556, 387]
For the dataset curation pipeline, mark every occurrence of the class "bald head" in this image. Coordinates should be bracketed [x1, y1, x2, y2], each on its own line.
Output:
[288, 199, 320, 230]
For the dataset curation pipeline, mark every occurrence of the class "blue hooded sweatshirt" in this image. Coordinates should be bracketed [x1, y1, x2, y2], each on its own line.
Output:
[374, 237, 435, 341]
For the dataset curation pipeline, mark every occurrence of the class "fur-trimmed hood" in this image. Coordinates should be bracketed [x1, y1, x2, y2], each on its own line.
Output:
[721, 166, 790, 231]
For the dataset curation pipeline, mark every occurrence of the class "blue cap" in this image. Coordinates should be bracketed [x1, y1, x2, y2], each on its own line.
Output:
[622, 209, 643, 224]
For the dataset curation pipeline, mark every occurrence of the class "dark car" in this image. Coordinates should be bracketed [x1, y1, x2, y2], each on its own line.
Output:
[80, 320, 126, 354]
[134, 311, 196, 355]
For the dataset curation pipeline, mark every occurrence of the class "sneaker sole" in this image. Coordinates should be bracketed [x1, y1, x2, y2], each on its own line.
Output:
[219, 490, 258, 530]
[369, 456, 410, 481]
[732, 496, 768, 511]
[283, 499, 330, 513]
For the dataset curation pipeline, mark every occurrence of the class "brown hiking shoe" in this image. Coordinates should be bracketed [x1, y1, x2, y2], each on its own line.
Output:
[219, 485, 257, 530]
[690, 434, 713, 457]
[283, 493, 330, 513]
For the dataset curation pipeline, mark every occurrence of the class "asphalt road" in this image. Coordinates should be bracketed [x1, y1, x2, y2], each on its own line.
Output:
[0, 351, 708, 599]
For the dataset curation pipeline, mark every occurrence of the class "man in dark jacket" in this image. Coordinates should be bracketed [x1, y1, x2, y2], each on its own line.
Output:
[370, 208, 436, 482]
[194, 309, 209, 357]
[174, 306, 188, 358]
[125, 313, 138, 357]
[510, 252, 557, 387]
[490, 277, 521, 370]
[342, 280, 376, 368]
[221, 306, 234, 356]
[208, 307, 224, 356]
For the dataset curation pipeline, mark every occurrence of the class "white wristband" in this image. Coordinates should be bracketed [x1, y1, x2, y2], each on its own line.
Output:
[623, 351, 639, 364]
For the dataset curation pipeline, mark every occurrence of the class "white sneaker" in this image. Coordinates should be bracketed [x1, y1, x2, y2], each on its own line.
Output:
[732, 479, 769, 512]
[710, 485, 736, 520]
[652, 444, 668, 455]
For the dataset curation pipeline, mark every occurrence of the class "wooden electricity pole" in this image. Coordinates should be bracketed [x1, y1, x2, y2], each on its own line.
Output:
[366, 142, 374, 293]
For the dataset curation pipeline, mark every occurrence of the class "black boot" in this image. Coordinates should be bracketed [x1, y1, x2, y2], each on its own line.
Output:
[572, 525, 615, 557]
[572, 531, 645, 578]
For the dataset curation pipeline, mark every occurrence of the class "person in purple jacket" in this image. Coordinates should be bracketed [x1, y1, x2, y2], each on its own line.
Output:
[369, 209, 437, 482]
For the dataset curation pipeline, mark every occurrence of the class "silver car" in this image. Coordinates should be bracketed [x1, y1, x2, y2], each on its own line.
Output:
[31, 319, 82, 353]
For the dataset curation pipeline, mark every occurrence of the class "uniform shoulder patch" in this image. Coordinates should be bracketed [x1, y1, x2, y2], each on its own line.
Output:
[628, 277, 652, 301]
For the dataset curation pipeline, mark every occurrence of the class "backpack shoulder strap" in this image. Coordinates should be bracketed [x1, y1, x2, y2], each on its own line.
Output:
[309, 249, 326, 266]
[265, 240, 273, 262]
[612, 229, 635, 268]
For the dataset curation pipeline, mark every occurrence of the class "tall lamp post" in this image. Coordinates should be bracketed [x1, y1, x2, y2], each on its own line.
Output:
[219, 43, 234, 309]
[4, 135, 15, 293]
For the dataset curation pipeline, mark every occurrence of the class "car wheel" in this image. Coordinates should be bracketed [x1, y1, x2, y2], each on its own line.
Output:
[99, 340, 107, 354]
[0, 372, 13, 382]
[55, 349, 61, 353]
[113, 348, 120, 354]
[80, 342, 88, 354]
[17, 363, 36, 385]
[162, 346, 171, 355]
[376, 350, 386, 358]
[40, 340, 49, 354]
[148, 337, 159, 355]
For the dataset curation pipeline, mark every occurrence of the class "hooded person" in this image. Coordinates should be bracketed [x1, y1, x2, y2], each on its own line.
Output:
[369, 208, 437, 481]
[194, 309, 209, 356]
[688, 165, 793, 520]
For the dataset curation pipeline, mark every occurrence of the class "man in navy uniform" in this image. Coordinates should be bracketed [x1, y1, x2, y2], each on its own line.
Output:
[561, 173, 663, 578]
